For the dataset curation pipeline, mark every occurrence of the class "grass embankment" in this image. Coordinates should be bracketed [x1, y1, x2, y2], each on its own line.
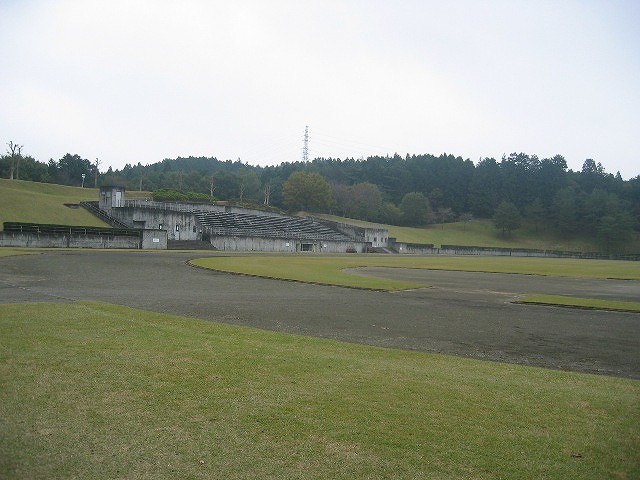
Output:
[0, 178, 109, 228]
[316, 213, 640, 252]
[518, 295, 640, 313]
[387, 221, 611, 251]
[1, 301, 638, 479]
[190, 255, 640, 291]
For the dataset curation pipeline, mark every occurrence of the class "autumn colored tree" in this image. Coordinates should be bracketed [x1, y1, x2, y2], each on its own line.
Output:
[282, 171, 332, 212]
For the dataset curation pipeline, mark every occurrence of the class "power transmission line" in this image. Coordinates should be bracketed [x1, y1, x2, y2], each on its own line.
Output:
[302, 125, 309, 162]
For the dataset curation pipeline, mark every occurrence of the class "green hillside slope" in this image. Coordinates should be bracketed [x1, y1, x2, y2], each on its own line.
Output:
[0, 179, 109, 229]
[386, 221, 601, 251]
[317, 213, 639, 252]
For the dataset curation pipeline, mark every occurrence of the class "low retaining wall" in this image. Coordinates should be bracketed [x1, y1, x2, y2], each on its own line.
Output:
[389, 241, 639, 260]
[439, 244, 639, 259]
[390, 242, 436, 254]
[311, 217, 390, 248]
[208, 234, 367, 253]
[0, 229, 167, 250]
[0, 232, 141, 249]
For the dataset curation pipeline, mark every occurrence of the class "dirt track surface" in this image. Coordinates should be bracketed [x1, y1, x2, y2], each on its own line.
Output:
[1, 251, 639, 379]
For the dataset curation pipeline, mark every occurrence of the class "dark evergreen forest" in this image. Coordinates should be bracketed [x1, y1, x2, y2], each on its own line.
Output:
[2, 150, 639, 250]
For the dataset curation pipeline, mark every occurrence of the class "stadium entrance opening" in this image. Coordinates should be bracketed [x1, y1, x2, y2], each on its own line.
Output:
[299, 243, 314, 252]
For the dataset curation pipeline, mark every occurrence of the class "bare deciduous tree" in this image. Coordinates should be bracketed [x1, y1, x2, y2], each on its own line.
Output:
[459, 212, 473, 231]
[209, 175, 216, 200]
[94, 158, 101, 187]
[263, 183, 271, 205]
[7, 141, 23, 180]
[436, 207, 453, 229]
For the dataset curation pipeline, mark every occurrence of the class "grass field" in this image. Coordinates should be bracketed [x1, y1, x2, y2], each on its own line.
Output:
[0, 247, 37, 257]
[190, 255, 640, 291]
[1, 301, 638, 479]
[0, 179, 109, 228]
[518, 295, 640, 313]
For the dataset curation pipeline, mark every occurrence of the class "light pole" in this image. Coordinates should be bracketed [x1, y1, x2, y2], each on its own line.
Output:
[81, 173, 86, 188]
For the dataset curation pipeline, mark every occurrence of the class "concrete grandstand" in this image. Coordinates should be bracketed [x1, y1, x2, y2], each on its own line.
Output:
[96, 186, 388, 252]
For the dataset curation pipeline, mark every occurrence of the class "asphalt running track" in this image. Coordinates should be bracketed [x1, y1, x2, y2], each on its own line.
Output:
[1, 250, 639, 379]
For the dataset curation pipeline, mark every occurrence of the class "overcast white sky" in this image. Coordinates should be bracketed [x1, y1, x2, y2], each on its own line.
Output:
[1, 0, 639, 178]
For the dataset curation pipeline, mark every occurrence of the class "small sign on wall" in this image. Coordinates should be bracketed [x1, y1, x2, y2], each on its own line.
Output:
[152, 238, 160, 243]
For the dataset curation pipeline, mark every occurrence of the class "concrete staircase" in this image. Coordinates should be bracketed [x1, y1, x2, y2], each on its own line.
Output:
[80, 201, 131, 229]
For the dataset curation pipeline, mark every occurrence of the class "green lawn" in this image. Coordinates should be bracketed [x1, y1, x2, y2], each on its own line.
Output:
[518, 295, 640, 313]
[191, 255, 425, 290]
[0, 247, 37, 257]
[1, 301, 638, 479]
[190, 255, 640, 291]
[0, 178, 109, 228]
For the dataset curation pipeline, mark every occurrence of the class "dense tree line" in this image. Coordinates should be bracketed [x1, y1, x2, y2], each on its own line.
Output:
[0, 150, 98, 187]
[2, 145, 639, 251]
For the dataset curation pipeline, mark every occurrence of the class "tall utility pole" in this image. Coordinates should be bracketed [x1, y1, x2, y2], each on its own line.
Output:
[302, 125, 309, 162]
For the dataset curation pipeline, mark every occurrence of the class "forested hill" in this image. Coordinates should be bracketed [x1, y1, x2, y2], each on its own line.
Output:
[1, 151, 639, 252]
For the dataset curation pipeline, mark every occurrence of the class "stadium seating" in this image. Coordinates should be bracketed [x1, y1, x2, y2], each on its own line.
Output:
[194, 211, 351, 241]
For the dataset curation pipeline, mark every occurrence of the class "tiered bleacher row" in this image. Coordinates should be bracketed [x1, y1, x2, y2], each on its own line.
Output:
[194, 211, 352, 241]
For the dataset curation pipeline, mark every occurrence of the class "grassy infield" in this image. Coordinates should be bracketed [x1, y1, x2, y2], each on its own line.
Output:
[1, 180, 639, 478]
[190, 255, 640, 312]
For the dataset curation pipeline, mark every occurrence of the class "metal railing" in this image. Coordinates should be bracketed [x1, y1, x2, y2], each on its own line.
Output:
[123, 200, 220, 213]
[80, 202, 131, 228]
[3, 222, 141, 238]
[203, 227, 351, 241]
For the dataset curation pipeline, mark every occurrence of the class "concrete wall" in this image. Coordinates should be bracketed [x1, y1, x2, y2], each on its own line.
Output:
[209, 235, 296, 252]
[391, 242, 437, 254]
[389, 241, 639, 260]
[0, 229, 166, 250]
[390, 241, 570, 256]
[99, 186, 126, 210]
[314, 218, 389, 248]
[208, 234, 367, 253]
[0, 232, 141, 249]
[362, 228, 389, 248]
[141, 229, 168, 249]
[110, 207, 200, 241]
